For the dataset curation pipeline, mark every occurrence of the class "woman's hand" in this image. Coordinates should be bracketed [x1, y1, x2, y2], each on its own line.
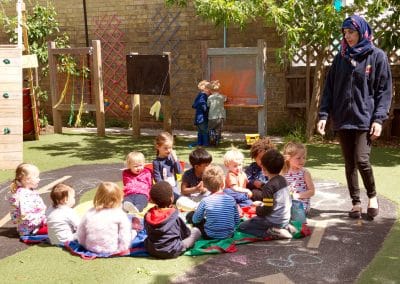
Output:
[317, 120, 326, 135]
[370, 122, 382, 140]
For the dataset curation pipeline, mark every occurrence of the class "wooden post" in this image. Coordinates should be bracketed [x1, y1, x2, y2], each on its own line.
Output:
[91, 40, 105, 136]
[306, 46, 311, 117]
[257, 39, 267, 136]
[22, 2, 39, 140]
[163, 52, 172, 134]
[48, 41, 62, 133]
[132, 94, 140, 138]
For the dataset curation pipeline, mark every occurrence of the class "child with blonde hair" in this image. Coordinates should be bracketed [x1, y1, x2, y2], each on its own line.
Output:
[122, 151, 152, 213]
[77, 182, 134, 254]
[46, 183, 80, 245]
[187, 164, 240, 239]
[8, 163, 47, 236]
[207, 80, 227, 146]
[223, 147, 253, 207]
[192, 80, 211, 146]
[153, 131, 182, 202]
[282, 142, 315, 219]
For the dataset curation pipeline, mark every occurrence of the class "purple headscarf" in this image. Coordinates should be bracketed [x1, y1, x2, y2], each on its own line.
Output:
[340, 14, 374, 61]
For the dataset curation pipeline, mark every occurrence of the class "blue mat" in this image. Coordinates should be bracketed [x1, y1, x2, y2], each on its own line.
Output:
[64, 229, 149, 259]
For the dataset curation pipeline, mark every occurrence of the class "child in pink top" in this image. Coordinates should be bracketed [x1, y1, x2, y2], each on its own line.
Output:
[77, 182, 135, 254]
[8, 163, 47, 236]
[122, 151, 152, 213]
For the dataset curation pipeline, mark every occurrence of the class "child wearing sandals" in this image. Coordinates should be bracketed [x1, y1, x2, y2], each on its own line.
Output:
[238, 149, 293, 239]
[282, 142, 315, 221]
[122, 151, 152, 214]
[144, 181, 201, 259]
[46, 183, 80, 245]
[8, 163, 47, 236]
[77, 182, 135, 254]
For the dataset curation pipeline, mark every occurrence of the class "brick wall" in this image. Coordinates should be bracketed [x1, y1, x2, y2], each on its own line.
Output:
[0, 0, 288, 133]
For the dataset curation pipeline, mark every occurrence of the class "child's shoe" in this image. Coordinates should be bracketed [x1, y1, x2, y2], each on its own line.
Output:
[123, 201, 139, 214]
[267, 227, 292, 239]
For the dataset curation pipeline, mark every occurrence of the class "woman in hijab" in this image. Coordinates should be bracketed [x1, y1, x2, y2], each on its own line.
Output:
[317, 14, 392, 220]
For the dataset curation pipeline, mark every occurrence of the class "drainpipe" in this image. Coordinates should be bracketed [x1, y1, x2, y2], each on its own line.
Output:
[223, 23, 227, 48]
[83, 0, 89, 47]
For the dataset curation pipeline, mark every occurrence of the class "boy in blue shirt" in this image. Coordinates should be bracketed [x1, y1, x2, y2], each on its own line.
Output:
[187, 164, 240, 239]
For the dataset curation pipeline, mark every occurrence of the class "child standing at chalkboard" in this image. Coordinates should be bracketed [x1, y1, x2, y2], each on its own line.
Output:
[192, 80, 211, 147]
[207, 80, 227, 146]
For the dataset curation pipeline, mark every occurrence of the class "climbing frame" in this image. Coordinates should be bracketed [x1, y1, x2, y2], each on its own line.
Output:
[0, 45, 23, 169]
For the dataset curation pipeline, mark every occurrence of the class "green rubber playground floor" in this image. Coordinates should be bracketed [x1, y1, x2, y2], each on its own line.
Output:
[0, 130, 399, 283]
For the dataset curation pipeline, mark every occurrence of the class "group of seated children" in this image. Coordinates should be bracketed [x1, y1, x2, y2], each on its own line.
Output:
[192, 80, 227, 147]
[7, 131, 314, 259]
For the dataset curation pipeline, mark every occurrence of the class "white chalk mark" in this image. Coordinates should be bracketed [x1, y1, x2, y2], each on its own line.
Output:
[38, 176, 71, 194]
[248, 273, 294, 283]
[0, 213, 11, 228]
[307, 217, 348, 248]
[307, 219, 328, 248]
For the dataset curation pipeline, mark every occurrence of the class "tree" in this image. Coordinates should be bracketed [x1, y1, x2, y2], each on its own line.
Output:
[166, 0, 392, 140]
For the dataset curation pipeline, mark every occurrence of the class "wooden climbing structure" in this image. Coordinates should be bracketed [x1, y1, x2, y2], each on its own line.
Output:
[0, 45, 23, 169]
[48, 40, 105, 136]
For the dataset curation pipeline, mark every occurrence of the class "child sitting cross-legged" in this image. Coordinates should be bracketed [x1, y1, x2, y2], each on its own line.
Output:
[46, 183, 80, 245]
[77, 182, 135, 254]
[180, 148, 212, 202]
[144, 181, 201, 259]
[187, 164, 240, 239]
[238, 149, 293, 239]
[176, 148, 213, 212]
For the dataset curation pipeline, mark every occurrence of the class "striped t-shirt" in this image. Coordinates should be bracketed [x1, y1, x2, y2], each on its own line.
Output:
[192, 192, 240, 239]
[284, 169, 310, 211]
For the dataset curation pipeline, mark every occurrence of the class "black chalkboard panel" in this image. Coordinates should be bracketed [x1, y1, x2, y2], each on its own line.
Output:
[126, 54, 170, 96]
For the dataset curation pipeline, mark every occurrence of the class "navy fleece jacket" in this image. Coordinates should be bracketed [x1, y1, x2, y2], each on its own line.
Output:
[144, 207, 191, 259]
[319, 46, 392, 131]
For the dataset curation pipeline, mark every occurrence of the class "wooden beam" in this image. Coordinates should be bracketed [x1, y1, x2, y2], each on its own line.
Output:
[48, 47, 92, 55]
[48, 41, 62, 133]
[91, 40, 105, 137]
[132, 94, 140, 138]
[163, 52, 172, 134]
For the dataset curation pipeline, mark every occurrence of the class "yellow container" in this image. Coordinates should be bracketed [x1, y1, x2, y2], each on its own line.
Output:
[245, 134, 260, 145]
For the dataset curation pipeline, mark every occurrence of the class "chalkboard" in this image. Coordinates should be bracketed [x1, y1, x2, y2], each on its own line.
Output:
[126, 54, 170, 96]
